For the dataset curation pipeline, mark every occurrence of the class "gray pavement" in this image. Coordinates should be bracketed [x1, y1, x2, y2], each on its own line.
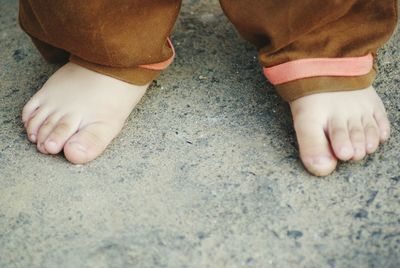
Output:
[0, 0, 399, 267]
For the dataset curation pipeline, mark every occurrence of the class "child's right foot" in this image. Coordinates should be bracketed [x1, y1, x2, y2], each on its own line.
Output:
[22, 62, 149, 164]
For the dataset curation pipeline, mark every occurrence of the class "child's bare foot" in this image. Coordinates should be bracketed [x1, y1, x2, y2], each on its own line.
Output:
[22, 62, 148, 164]
[289, 86, 390, 177]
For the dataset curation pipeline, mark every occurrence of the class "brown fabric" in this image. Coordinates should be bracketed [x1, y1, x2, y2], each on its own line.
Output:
[19, 0, 397, 99]
[30, 36, 69, 63]
[19, 0, 182, 85]
[220, 0, 398, 101]
[28, 36, 159, 85]
[69, 55, 160, 86]
[276, 69, 377, 102]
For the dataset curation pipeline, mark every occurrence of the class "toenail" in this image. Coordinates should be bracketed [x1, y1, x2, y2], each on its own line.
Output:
[69, 142, 87, 153]
[382, 131, 388, 140]
[340, 147, 351, 156]
[367, 143, 374, 150]
[46, 140, 57, 149]
[29, 134, 36, 142]
[312, 156, 333, 166]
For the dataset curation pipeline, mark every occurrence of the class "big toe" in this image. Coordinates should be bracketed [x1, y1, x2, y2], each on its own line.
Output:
[294, 120, 337, 176]
[63, 122, 120, 164]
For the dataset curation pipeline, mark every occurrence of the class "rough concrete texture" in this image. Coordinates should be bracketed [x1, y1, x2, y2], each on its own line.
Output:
[0, 0, 399, 267]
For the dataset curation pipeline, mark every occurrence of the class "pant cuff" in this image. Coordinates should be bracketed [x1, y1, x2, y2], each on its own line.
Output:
[70, 55, 161, 86]
[274, 68, 377, 102]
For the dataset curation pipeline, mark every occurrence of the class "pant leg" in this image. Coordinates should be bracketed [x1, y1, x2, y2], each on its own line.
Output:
[29, 37, 70, 63]
[220, 0, 398, 101]
[19, 0, 182, 85]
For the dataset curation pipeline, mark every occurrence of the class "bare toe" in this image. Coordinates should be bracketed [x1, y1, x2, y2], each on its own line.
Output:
[374, 110, 390, 142]
[328, 117, 354, 161]
[22, 98, 40, 123]
[348, 118, 366, 161]
[64, 122, 121, 164]
[36, 114, 63, 153]
[294, 120, 337, 177]
[44, 115, 81, 154]
[26, 108, 52, 143]
[363, 116, 380, 154]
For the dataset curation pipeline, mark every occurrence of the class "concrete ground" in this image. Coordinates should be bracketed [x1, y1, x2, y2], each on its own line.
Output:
[1, 0, 399, 267]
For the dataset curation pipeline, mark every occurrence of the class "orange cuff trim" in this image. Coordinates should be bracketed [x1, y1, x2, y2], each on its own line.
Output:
[263, 54, 373, 85]
[139, 38, 175, 71]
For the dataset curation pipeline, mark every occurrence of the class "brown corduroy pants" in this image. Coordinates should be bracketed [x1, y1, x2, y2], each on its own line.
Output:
[19, 0, 398, 101]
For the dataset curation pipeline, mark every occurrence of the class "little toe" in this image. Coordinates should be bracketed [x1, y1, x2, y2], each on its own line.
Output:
[64, 122, 120, 164]
[374, 110, 390, 143]
[363, 116, 380, 154]
[348, 119, 366, 161]
[26, 108, 52, 143]
[328, 117, 354, 161]
[294, 120, 337, 177]
[22, 98, 41, 123]
[44, 115, 81, 154]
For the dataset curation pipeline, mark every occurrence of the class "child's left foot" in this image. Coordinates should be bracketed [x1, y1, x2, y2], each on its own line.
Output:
[289, 86, 390, 176]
